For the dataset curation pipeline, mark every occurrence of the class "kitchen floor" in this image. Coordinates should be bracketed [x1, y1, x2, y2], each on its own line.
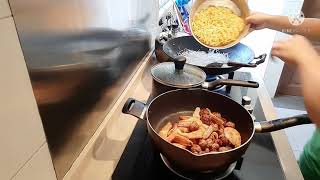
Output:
[273, 95, 315, 160]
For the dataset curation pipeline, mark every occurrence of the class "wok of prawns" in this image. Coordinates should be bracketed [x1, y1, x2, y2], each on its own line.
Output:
[159, 107, 242, 154]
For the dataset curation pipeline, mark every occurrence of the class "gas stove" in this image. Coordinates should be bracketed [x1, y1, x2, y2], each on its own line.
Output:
[112, 72, 287, 180]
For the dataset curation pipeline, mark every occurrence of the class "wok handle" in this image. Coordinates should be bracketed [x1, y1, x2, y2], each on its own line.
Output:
[122, 98, 147, 120]
[253, 53, 267, 65]
[255, 114, 312, 133]
[203, 79, 259, 90]
[226, 54, 267, 68]
[227, 61, 257, 68]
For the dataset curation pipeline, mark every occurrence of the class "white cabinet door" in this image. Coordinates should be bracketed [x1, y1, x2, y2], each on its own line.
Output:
[0, 0, 11, 18]
[12, 143, 56, 180]
[0, 17, 47, 180]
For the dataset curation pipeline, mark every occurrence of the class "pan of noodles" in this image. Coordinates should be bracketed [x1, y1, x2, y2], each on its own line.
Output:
[122, 89, 311, 172]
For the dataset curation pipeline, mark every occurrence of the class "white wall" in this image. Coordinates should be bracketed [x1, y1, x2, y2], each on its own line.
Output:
[0, 2, 56, 180]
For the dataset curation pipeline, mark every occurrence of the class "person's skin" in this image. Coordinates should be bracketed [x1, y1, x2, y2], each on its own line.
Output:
[246, 12, 320, 41]
[246, 13, 320, 127]
[272, 35, 320, 128]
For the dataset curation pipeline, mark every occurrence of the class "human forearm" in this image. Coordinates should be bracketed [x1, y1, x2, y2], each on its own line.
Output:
[266, 16, 320, 41]
[298, 58, 320, 127]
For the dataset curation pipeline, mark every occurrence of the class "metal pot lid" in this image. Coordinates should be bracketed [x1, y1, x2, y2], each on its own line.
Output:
[151, 56, 206, 88]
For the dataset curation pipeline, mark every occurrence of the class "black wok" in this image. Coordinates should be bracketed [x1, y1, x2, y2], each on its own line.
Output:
[122, 89, 311, 172]
[162, 36, 267, 75]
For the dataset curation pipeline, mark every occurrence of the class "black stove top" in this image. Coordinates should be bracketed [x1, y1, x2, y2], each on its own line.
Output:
[112, 72, 287, 180]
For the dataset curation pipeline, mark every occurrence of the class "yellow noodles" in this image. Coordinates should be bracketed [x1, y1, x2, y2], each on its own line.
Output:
[191, 6, 245, 47]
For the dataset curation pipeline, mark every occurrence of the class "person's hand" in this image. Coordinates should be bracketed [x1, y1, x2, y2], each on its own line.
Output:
[246, 12, 273, 30]
[271, 35, 319, 66]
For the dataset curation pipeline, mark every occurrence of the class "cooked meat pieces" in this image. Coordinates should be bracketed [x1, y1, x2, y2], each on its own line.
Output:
[215, 139, 224, 146]
[199, 108, 212, 125]
[189, 121, 200, 132]
[159, 107, 241, 154]
[225, 121, 236, 128]
[203, 124, 215, 139]
[193, 107, 201, 119]
[179, 127, 204, 139]
[218, 146, 232, 152]
[199, 108, 225, 125]
[206, 138, 214, 148]
[178, 127, 190, 133]
[224, 127, 241, 147]
[210, 113, 225, 125]
[211, 143, 220, 151]
[210, 132, 219, 140]
[179, 115, 192, 120]
[173, 143, 187, 149]
[199, 139, 208, 150]
[172, 134, 193, 147]
[191, 144, 202, 153]
[211, 124, 219, 132]
[219, 134, 230, 146]
[159, 122, 172, 139]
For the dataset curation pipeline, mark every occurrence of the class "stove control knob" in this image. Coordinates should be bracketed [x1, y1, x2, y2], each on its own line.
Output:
[244, 105, 254, 114]
[242, 96, 253, 114]
[242, 96, 252, 106]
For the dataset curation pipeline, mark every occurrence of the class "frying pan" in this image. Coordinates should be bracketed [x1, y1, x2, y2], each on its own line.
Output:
[150, 56, 259, 98]
[122, 89, 311, 172]
[162, 36, 266, 75]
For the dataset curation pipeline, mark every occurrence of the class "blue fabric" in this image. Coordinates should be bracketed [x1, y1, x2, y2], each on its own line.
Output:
[175, 0, 190, 21]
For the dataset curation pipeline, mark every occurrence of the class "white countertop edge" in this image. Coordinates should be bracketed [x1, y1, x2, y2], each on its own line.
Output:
[252, 73, 304, 180]
[63, 51, 154, 180]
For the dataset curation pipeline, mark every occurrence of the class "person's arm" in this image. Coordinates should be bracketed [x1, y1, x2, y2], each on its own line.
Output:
[271, 35, 320, 127]
[246, 13, 320, 41]
[268, 16, 320, 40]
[298, 57, 320, 127]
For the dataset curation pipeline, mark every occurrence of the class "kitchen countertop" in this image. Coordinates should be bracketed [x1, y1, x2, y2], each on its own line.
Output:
[63, 51, 303, 180]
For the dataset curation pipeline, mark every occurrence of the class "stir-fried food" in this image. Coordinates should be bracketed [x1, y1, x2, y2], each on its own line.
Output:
[191, 6, 245, 47]
[159, 107, 241, 154]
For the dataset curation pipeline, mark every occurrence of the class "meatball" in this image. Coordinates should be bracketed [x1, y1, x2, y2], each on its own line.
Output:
[225, 121, 236, 128]
[191, 144, 202, 154]
[219, 134, 229, 146]
[206, 138, 214, 148]
[189, 121, 200, 132]
[199, 139, 208, 150]
[200, 108, 212, 125]
[215, 139, 223, 146]
[211, 143, 220, 151]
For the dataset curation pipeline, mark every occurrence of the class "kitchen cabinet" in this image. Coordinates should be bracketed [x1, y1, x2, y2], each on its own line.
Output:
[12, 143, 56, 180]
[0, 17, 48, 179]
[0, 0, 11, 18]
